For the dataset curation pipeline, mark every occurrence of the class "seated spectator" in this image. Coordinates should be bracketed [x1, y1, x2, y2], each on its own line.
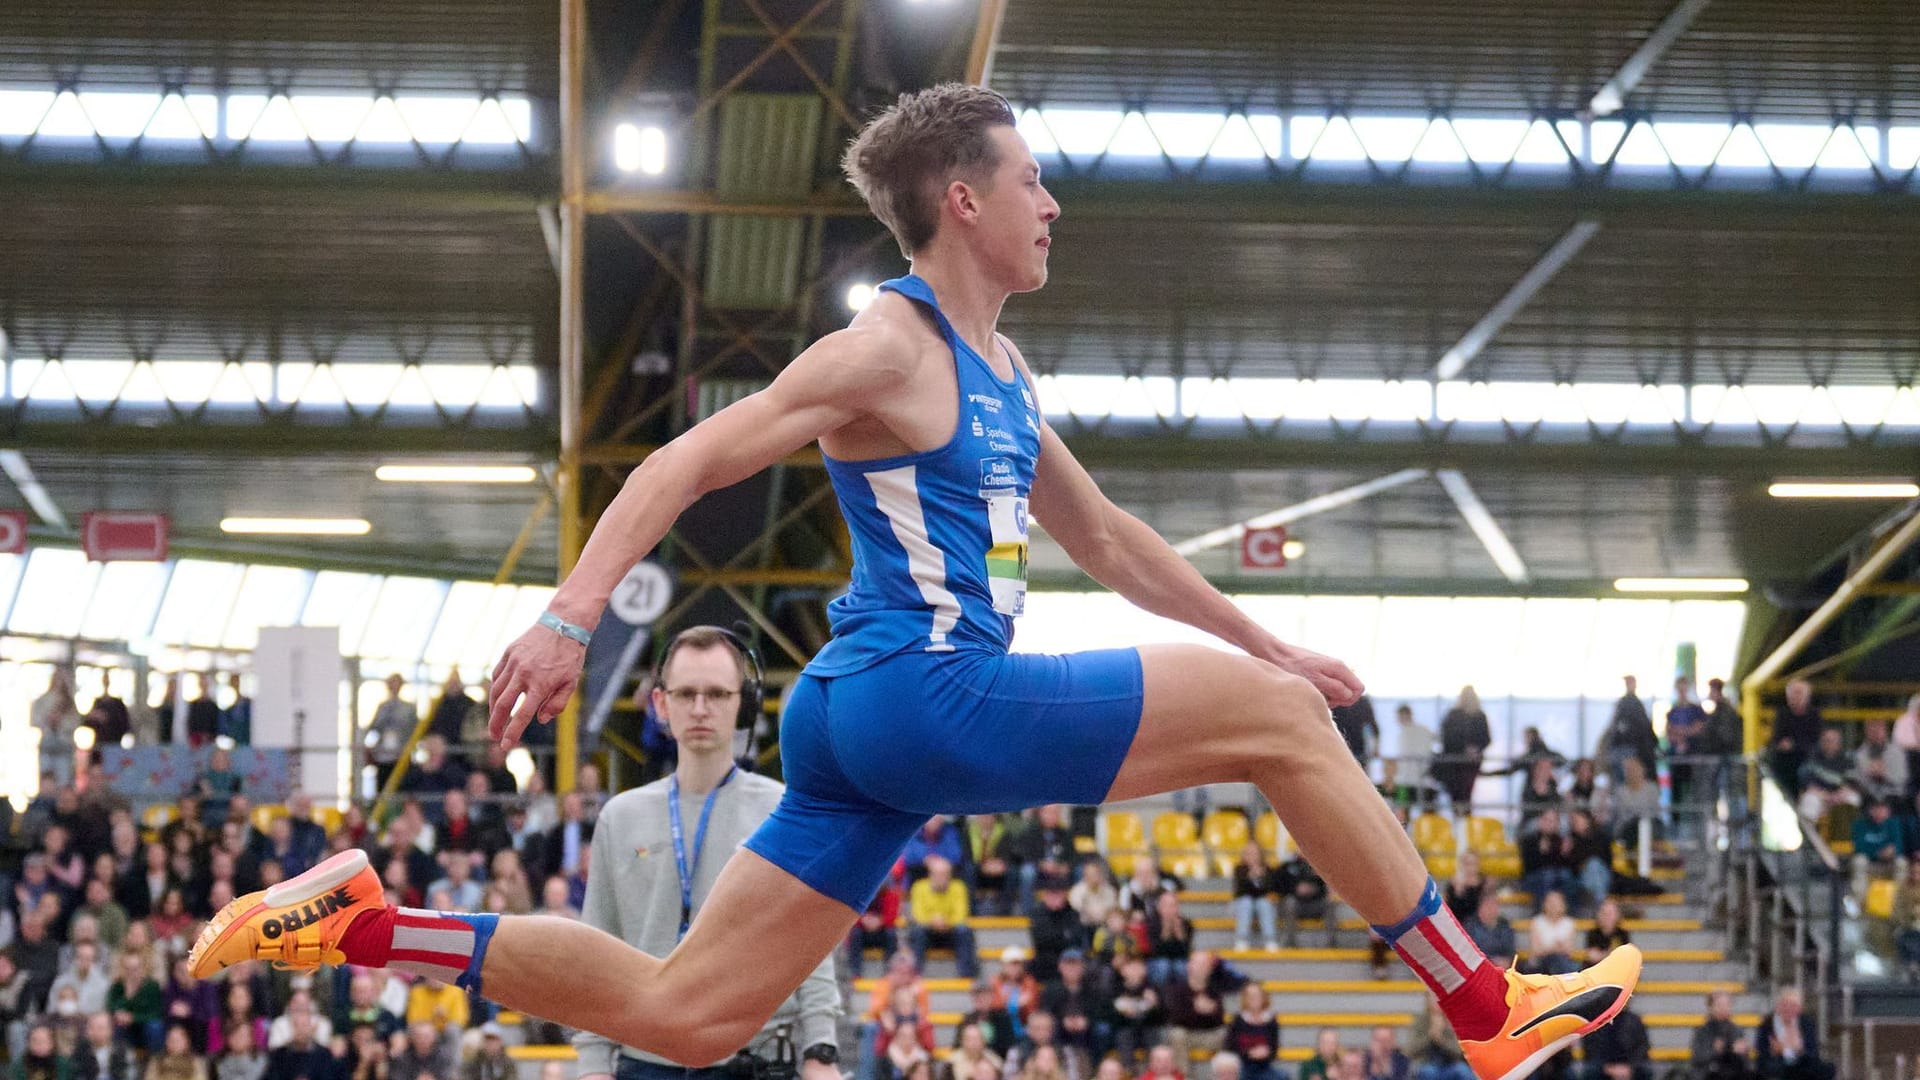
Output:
[1754, 987, 1833, 1080]
[1580, 1002, 1650, 1080]
[402, 979, 467, 1038]
[1409, 993, 1472, 1080]
[1231, 843, 1282, 953]
[262, 1012, 330, 1080]
[51, 942, 111, 1017]
[108, 950, 163, 1052]
[1297, 1022, 1344, 1076]
[1363, 1025, 1409, 1080]
[1208, 1053, 1241, 1080]
[1005, 1012, 1084, 1080]
[946, 1024, 1003, 1080]
[1160, 951, 1227, 1069]
[148, 1023, 208, 1080]
[1140, 1045, 1183, 1080]
[75, 881, 128, 953]
[1224, 983, 1280, 1080]
[459, 1024, 512, 1080]
[1144, 891, 1194, 984]
[908, 856, 978, 978]
[1566, 758, 1609, 822]
[1585, 899, 1632, 966]
[880, 1022, 931, 1080]
[389, 1024, 451, 1080]
[1017, 1045, 1069, 1080]
[902, 818, 964, 887]
[963, 814, 1020, 917]
[0, 953, 33, 1052]
[215, 1022, 266, 1080]
[1518, 758, 1563, 832]
[1442, 853, 1484, 924]
[1090, 909, 1145, 969]
[1850, 797, 1910, 897]
[1335, 1050, 1369, 1080]
[1890, 859, 1920, 980]
[1117, 859, 1171, 915]
[48, 986, 86, 1059]
[1521, 809, 1576, 910]
[150, 891, 195, 953]
[1027, 878, 1086, 983]
[1089, 1062, 1124, 1080]
[336, 976, 401, 1045]
[1039, 950, 1109, 1061]
[15, 1023, 69, 1080]
[532, 876, 575, 920]
[1067, 861, 1117, 931]
[958, 980, 1016, 1060]
[1795, 729, 1854, 823]
[1010, 806, 1077, 914]
[1566, 809, 1613, 916]
[209, 983, 268, 1058]
[1465, 890, 1516, 970]
[72, 1012, 132, 1080]
[1525, 890, 1577, 976]
[989, 948, 1041, 1030]
[1854, 719, 1909, 800]
[1691, 991, 1753, 1080]
[163, 958, 219, 1053]
[267, 994, 333, 1053]
[1277, 850, 1338, 948]
[345, 1026, 387, 1080]
[848, 864, 904, 979]
[872, 986, 934, 1079]
[1106, 958, 1162, 1066]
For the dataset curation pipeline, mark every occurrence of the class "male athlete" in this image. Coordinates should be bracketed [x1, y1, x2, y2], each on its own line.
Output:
[191, 85, 1639, 1080]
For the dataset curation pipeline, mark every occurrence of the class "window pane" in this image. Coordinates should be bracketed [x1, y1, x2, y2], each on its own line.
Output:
[151, 560, 245, 647]
[10, 548, 102, 636]
[1300, 596, 1381, 679]
[79, 561, 170, 642]
[301, 572, 384, 656]
[423, 582, 498, 665]
[489, 586, 558, 663]
[358, 577, 447, 663]
[0, 555, 24, 625]
[1588, 600, 1678, 699]
[223, 566, 313, 649]
[458, 586, 527, 675]
[1512, 599, 1598, 697]
[1373, 597, 1457, 698]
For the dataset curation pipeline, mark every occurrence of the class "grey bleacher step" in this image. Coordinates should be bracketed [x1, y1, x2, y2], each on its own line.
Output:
[906, 956, 1745, 984]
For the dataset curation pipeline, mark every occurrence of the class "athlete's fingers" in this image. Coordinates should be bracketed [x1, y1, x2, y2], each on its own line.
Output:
[490, 674, 526, 744]
[533, 680, 570, 726]
[502, 684, 540, 748]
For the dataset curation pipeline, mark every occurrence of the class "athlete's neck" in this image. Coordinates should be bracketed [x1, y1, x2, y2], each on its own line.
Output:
[908, 260, 1010, 365]
[674, 749, 735, 796]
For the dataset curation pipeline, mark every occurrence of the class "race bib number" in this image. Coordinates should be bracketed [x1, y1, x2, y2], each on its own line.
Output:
[985, 495, 1029, 617]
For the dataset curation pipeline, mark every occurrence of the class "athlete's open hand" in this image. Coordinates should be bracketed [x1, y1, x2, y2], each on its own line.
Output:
[488, 622, 587, 748]
[1268, 642, 1365, 708]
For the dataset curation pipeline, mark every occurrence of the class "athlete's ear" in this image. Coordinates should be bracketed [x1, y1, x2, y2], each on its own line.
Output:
[946, 178, 981, 226]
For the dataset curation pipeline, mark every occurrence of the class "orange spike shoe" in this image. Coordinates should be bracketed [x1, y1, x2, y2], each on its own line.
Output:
[1460, 945, 1644, 1080]
[189, 849, 385, 978]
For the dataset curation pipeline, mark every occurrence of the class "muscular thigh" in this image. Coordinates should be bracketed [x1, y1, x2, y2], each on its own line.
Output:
[1104, 643, 1326, 803]
[663, 848, 857, 1011]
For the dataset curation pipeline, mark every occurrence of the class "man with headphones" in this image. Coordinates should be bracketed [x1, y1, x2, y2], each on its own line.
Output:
[573, 626, 842, 1080]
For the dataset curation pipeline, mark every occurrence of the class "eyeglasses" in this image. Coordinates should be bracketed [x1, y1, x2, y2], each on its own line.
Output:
[663, 687, 740, 707]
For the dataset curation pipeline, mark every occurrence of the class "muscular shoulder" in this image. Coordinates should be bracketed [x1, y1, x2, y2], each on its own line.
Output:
[795, 296, 929, 389]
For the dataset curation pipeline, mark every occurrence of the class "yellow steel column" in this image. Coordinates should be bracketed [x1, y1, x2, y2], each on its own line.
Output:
[555, 0, 589, 793]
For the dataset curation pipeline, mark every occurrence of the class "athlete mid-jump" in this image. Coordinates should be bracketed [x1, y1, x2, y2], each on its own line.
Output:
[192, 85, 1639, 1080]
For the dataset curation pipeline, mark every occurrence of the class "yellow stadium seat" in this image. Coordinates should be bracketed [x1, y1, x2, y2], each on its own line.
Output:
[140, 804, 177, 839]
[1202, 811, 1250, 876]
[1424, 855, 1457, 880]
[1153, 812, 1206, 878]
[251, 804, 288, 832]
[1466, 815, 1520, 877]
[1865, 879, 1897, 921]
[1255, 812, 1281, 857]
[315, 806, 345, 835]
[1413, 814, 1455, 856]
[1102, 812, 1149, 879]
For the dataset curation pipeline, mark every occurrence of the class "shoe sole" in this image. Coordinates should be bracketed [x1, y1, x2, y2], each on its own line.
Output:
[191, 849, 370, 973]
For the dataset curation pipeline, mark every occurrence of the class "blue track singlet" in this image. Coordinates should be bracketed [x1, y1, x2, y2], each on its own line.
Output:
[805, 274, 1042, 675]
[740, 273, 1144, 911]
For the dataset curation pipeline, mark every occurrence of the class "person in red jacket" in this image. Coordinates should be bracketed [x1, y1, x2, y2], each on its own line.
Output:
[847, 862, 905, 977]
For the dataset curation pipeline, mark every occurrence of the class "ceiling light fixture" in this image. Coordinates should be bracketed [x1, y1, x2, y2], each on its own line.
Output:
[375, 464, 537, 484]
[1613, 577, 1749, 594]
[221, 517, 371, 536]
[1768, 481, 1920, 499]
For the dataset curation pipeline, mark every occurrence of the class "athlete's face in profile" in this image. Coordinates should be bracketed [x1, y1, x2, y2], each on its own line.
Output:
[653, 643, 741, 753]
[965, 125, 1059, 294]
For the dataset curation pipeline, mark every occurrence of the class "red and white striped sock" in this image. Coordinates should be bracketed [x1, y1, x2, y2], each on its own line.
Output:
[1370, 878, 1507, 1041]
[337, 907, 499, 990]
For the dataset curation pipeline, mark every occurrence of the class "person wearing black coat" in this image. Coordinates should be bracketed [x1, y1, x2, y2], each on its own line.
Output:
[1438, 688, 1491, 813]
[1600, 676, 1659, 785]
[1753, 989, 1834, 1080]
[1580, 1004, 1650, 1080]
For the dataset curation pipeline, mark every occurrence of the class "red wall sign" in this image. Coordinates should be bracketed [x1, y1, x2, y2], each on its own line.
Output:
[82, 513, 169, 561]
[1239, 525, 1289, 571]
[0, 511, 25, 555]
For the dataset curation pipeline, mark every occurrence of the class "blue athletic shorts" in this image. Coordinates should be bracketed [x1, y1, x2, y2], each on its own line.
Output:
[742, 646, 1144, 911]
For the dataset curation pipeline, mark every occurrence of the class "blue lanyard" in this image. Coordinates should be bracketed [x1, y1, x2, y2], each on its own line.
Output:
[669, 765, 736, 939]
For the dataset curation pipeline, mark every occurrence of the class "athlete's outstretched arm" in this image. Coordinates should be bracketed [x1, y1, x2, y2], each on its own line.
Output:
[1002, 346, 1361, 705]
[488, 324, 910, 745]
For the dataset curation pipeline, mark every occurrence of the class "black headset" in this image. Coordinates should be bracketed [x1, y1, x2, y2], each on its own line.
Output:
[651, 624, 764, 732]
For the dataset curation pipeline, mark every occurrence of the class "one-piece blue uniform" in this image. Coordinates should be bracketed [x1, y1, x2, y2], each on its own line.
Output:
[742, 275, 1144, 910]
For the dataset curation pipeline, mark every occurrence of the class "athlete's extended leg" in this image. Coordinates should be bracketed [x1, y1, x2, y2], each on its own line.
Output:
[191, 847, 856, 1067]
[1108, 644, 1640, 1080]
